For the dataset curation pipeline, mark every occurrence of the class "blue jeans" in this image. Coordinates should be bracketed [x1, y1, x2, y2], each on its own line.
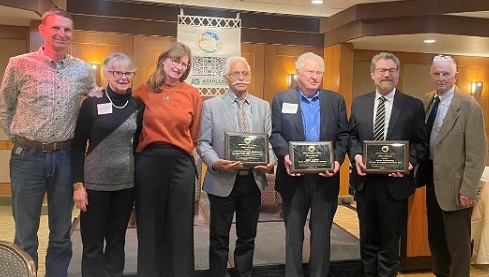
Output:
[10, 144, 74, 277]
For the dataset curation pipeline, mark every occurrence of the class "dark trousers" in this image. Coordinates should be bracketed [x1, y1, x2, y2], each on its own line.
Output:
[281, 175, 337, 277]
[80, 188, 134, 277]
[426, 162, 472, 277]
[356, 178, 405, 277]
[135, 144, 195, 277]
[208, 174, 261, 277]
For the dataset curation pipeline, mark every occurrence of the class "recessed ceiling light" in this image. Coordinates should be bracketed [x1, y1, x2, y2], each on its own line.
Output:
[424, 39, 436, 44]
[311, 0, 324, 4]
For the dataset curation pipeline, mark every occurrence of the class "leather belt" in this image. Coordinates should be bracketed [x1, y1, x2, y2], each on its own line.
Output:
[237, 169, 253, 176]
[15, 136, 72, 152]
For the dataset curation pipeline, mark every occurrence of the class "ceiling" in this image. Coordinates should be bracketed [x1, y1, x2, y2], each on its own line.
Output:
[1, 0, 489, 57]
[136, 0, 403, 18]
[0, 5, 40, 26]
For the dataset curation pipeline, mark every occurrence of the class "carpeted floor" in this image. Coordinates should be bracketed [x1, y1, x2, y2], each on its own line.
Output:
[68, 200, 361, 276]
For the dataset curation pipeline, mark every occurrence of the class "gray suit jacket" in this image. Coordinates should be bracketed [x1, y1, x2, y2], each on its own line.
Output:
[422, 86, 487, 211]
[197, 90, 276, 197]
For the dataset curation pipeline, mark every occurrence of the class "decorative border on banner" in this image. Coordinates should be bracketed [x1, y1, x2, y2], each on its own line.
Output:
[178, 15, 241, 29]
[198, 87, 228, 97]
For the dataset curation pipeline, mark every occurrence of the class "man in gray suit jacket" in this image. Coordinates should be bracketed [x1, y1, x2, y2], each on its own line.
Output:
[197, 56, 276, 277]
[417, 55, 487, 277]
[270, 52, 349, 277]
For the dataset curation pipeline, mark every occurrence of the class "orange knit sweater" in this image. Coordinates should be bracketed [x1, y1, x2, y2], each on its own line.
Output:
[134, 82, 202, 156]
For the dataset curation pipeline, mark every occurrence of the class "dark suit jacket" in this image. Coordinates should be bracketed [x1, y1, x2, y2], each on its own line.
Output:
[270, 88, 350, 201]
[349, 90, 428, 200]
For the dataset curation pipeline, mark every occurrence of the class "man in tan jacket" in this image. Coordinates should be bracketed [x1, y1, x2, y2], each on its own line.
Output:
[417, 54, 487, 277]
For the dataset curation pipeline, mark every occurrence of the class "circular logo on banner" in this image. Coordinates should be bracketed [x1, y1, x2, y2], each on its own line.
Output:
[197, 30, 222, 54]
[382, 145, 389, 152]
[244, 137, 252, 144]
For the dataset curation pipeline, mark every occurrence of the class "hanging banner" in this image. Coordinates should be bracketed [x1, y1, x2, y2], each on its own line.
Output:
[178, 11, 241, 96]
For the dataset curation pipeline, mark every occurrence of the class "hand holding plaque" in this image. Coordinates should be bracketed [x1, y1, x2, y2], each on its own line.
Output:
[289, 141, 333, 174]
[225, 132, 268, 166]
[363, 140, 409, 174]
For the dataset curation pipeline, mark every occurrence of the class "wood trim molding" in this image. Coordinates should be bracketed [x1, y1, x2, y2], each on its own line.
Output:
[324, 15, 489, 47]
[0, 25, 29, 40]
[0, 140, 13, 150]
[320, 0, 489, 33]
[68, 0, 322, 48]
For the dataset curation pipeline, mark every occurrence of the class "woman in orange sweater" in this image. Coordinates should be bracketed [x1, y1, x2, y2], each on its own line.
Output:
[133, 42, 202, 277]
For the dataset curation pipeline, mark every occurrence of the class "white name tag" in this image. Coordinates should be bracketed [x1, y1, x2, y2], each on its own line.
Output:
[97, 103, 113, 115]
[282, 103, 298, 114]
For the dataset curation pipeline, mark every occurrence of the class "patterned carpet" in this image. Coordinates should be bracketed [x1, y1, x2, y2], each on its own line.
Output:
[68, 199, 361, 277]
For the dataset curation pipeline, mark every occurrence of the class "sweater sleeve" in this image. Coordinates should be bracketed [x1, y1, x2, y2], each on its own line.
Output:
[71, 98, 93, 184]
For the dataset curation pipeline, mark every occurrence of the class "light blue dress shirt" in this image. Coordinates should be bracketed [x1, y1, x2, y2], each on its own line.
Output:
[299, 90, 320, 141]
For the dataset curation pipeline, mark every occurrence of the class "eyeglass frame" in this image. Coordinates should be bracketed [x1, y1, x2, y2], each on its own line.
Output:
[167, 58, 189, 69]
[433, 54, 454, 61]
[374, 67, 399, 74]
[299, 69, 324, 77]
[108, 71, 136, 79]
[227, 71, 251, 78]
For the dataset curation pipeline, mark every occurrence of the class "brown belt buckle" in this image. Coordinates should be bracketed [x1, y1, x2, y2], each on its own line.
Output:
[42, 142, 54, 152]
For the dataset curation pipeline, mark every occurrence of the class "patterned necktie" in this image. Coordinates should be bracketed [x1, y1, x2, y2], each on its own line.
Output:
[373, 96, 386, 141]
[238, 99, 250, 133]
[426, 96, 440, 142]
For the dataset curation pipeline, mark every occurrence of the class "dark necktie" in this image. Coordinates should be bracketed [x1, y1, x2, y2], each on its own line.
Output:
[373, 96, 386, 141]
[426, 97, 440, 141]
[238, 99, 250, 133]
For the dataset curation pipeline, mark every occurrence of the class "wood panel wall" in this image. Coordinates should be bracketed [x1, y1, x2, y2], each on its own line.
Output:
[0, 28, 29, 195]
[1, 27, 488, 200]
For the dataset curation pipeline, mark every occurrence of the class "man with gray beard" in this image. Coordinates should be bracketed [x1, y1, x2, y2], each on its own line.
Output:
[349, 52, 428, 277]
[197, 56, 276, 277]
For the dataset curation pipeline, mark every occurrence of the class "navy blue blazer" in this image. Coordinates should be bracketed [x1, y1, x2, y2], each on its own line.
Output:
[270, 88, 350, 201]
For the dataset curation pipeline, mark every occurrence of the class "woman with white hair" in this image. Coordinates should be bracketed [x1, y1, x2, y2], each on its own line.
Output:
[71, 52, 143, 277]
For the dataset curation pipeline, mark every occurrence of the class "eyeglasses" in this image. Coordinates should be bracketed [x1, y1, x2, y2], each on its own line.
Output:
[108, 71, 136, 79]
[433, 54, 453, 61]
[300, 70, 324, 77]
[169, 58, 189, 69]
[375, 68, 398, 74]
[228, 71, 251, 78]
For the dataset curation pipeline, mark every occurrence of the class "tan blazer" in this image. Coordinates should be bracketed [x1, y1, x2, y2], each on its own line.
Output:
[425, 86, 487, 211]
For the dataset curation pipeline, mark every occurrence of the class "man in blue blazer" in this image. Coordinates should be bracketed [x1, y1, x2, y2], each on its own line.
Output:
[349, 52, 428, 277]
[270, 52, 349, 277]
[197, 56, 276, 277]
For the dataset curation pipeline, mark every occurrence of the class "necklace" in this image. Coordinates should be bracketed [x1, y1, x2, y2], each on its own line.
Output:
[164, 91, 177, 101]
[106, 91, 129, 109]
[163, 83, 180, 101]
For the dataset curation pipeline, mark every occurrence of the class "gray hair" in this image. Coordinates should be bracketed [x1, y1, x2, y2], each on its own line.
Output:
[223, 56, 251, 75]
[295, 52, 325, 72]
[42, 8, 73, 25]
[103, 52, 136, 73]
[432, 54, 457, 72]
[370, 52, 400, 71]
